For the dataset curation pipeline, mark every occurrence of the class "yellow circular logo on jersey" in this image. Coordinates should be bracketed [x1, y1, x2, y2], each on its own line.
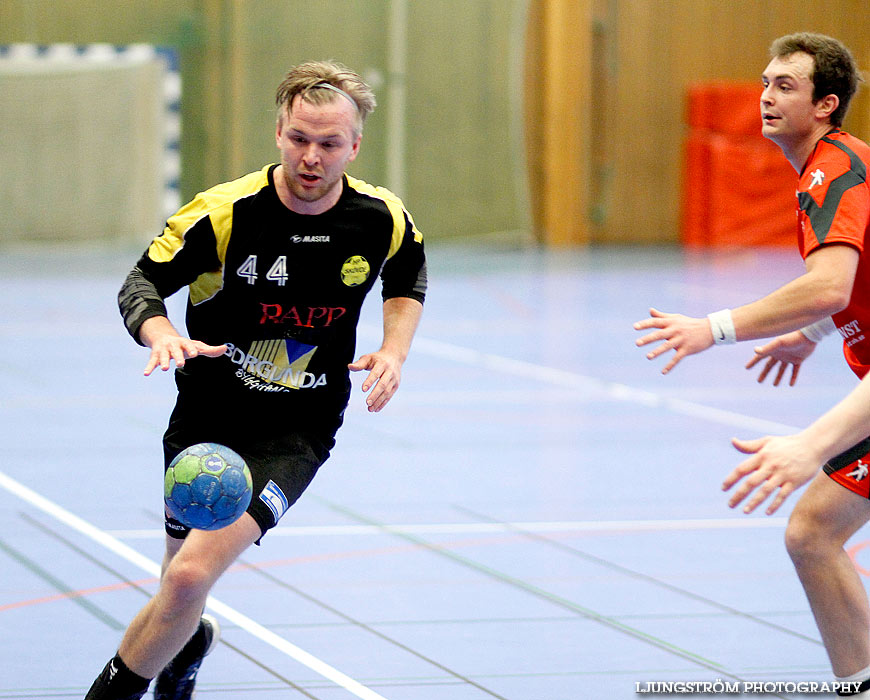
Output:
[340, 255, 370, 287]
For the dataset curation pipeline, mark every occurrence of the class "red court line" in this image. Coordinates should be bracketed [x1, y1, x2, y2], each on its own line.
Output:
[0, 530, 538, 614]
[0, 576, 158, 613]
[848, 540, 870, 577]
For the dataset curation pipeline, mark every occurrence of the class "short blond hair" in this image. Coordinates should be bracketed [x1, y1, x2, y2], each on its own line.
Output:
[275, 60, 376, 136]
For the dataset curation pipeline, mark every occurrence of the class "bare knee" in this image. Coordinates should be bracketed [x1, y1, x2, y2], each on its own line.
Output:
[785, 510, 826, 565]
[160, 556, 214, 608]
[786, 475, 870, 567]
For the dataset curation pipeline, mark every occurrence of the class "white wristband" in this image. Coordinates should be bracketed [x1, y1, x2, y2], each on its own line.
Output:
[800, 316, 837, 343]
[707, 309, 737, 345]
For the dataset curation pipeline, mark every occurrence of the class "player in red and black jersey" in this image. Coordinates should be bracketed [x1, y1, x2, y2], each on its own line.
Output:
[796, 129, 870, 378]
[85, 61, 426, 700]
[635, 34, 870, 696]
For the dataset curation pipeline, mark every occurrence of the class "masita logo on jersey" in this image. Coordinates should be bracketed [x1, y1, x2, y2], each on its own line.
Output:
[224, 339, 327, 391]
[290, 235, 330, 243]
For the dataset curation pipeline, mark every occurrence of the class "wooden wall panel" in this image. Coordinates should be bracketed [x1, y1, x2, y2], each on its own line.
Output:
[526, 0, 870, 245]
[596, 0, 870, 244]
[525, 0, 594, 245]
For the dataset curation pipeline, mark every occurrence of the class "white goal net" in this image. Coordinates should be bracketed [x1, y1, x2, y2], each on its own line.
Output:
[0, 44, 180, 243]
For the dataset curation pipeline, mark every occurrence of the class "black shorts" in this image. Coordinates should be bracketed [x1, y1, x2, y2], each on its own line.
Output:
[822, 435, 870, 499]
[162, 388, 339, 542]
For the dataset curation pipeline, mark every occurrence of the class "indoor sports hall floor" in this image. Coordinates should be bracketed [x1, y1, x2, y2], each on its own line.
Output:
[1, 242, 865, 699]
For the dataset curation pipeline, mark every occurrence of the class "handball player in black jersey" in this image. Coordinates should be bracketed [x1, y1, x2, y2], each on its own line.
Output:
[85, 60, 426, 700]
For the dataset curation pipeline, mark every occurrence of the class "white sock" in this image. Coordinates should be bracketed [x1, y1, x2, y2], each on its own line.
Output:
[836, 663, 870, 696]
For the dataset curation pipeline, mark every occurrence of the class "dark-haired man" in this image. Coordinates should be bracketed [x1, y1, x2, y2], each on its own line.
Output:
[636, 33, 870, 695]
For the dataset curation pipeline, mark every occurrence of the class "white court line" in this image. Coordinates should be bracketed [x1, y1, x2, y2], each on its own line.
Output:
[365, 327, 804, 436]
[0, 469, 389, 700]
[7, 329, 794, 697]
[108, 516, 788, 540]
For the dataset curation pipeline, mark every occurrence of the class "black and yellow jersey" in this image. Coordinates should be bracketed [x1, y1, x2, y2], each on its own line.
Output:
[119, 164, 426, 424]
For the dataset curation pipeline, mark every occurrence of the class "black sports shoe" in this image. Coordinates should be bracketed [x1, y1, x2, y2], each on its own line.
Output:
[153, 614, 220, 700]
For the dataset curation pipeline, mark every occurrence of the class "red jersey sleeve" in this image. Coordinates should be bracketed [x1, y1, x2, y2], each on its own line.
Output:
[798, 133, 870, 259]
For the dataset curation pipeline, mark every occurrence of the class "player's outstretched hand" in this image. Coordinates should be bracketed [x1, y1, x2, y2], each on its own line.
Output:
[746, 331, 816, 386]
[144, 336, 227, 376]
[723, 435, 822, 515]
[633, 307, 714, 375]
[139, 316, 226, 376]
[349, 350, 403, 412]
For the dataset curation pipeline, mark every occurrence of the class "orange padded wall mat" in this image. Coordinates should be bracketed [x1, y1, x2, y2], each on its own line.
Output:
[681, 82, 797, 247]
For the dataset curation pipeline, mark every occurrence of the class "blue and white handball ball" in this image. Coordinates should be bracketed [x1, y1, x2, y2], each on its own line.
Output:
[164, 443, 253, 530]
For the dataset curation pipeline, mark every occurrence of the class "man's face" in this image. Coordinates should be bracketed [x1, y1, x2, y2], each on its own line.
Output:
[275, 95, 361, 213]
[760, 51, 820, 147]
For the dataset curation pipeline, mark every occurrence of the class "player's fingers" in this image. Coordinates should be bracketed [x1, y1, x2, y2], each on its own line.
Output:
[745, 351, 764, 370]
[635, 327, 669, 346]
[366, 377, 395, 411]
[370, 394, 394, 412]
[367, 383, 393, 412]
[659, 351, 684, 375]
[724, 476, 754, 506]
[756, 358, 776, 384]
[360, 357, 388, 390]
[633, 319, 658, 332]
[765, 484, 794, 515]
[789, 363, 801, 387]
[362, 368, 382, 393]
[348, 354, 374, 373]
[731, 437, 765, 455]
[722, 457, 759, 493]
[371, 364, 402, 407]
[169, 344, 189, 369]
[721, 466, 746, 492]
[368, 366, 398, 397]
[634, 314, 669, 329]
[143, 351, 160, 376]
[374, 376, 401, 411]
[742, 468, 787, 513]
[198, 343, 228, 358]
[742, 483, 775, 514]
[728, 472, 768, 510]
[644, 339, 674, 360]
[754, 339, 779, 355]
[152, 344, 175, 371]
[725, 456, 771, 497]
[773, 361, 787, 387]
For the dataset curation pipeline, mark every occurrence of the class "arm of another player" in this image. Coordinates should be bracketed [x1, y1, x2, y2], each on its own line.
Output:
[138, 316, 228, 376]
[633, 244, 857, 375]
[349, 296, 423, 413]
[724, 371, 870, 514]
